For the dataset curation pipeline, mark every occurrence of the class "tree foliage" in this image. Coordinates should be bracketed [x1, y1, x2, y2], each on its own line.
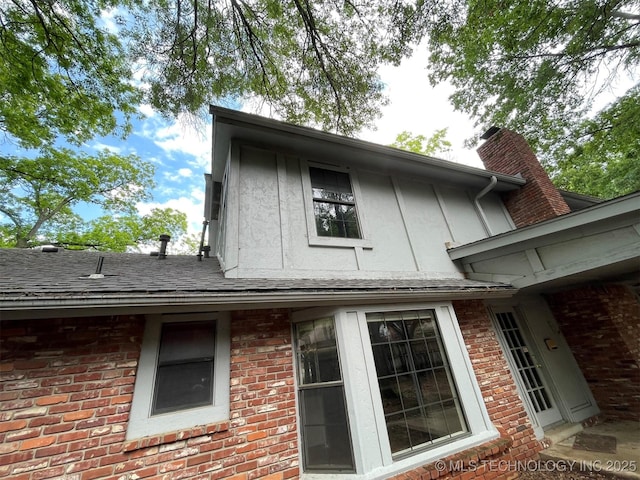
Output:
[390, 129, 452, 157]
[423, 0, 640, 197]
[1, 0, 419, 141]
[55, 208, 188, 252]
[0, 149, 155, 247]
[0, 0, 141, 148]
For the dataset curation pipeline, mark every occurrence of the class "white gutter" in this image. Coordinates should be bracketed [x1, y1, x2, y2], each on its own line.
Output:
[474, 175, 498, 236]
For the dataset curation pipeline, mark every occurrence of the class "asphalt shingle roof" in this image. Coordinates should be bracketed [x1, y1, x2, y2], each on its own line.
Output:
[0, 248, 515, 310]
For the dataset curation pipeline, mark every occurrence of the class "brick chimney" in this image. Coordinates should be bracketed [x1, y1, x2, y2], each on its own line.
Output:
[477, 128, 570, 228]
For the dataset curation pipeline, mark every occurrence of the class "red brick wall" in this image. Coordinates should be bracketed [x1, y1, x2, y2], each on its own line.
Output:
[453, 300, 541, 460]
[0, 312, 298, 480]
[1, 304, 541, 480]
[546, 285, 640, 421]
[477, 129, 570, 227]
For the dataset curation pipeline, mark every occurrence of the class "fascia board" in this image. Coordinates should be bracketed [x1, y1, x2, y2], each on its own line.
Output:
[449, 192, 640, 261]
[0, 287, 517, 319]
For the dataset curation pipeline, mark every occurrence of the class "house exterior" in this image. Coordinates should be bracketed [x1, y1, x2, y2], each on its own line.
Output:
[1, 107, 638, 480]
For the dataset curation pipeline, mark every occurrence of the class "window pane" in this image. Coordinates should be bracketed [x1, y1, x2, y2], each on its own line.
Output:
[310, 167, 355, 203]
[295, 317, 341, 385]
[309, 167, 361, 239]
[367, 310, 468, 455]
[153, 321, 216, 415]
[295, 318, 354, 472]
[158, 321, 216, 363]
[153, 361, 213, 414]
[314, 203, 360, 238]
[300, 387, 354, 471]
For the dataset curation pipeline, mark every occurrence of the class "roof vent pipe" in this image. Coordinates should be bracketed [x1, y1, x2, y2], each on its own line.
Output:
[158, 234, 170, 259]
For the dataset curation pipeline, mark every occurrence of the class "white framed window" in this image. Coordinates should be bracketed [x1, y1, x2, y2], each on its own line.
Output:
[127, 313, 231, 440]
[301, 161, 371, 249]
[293, 317, 355, 473]
[294, 303, 497, 479]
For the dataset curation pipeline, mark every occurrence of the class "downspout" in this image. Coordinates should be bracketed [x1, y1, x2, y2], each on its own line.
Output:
[474, 175, 497, 236]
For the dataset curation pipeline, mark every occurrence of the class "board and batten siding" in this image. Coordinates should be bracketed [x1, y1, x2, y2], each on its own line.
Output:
[217, 144, 514, 279]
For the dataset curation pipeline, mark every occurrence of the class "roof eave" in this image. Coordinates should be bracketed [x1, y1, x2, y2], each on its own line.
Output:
[0, 287, 517, 319]
[209, 105, 525, 192]
[448, 191, 640, 260]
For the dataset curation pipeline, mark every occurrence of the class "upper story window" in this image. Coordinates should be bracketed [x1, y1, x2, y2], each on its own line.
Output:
[127, 313, 230, 440]
[301, 162, 371, 249]
[310, 167, 361, 239]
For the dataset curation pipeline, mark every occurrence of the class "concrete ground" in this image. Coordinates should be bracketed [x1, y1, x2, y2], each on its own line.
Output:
[541, 421, 640, 479]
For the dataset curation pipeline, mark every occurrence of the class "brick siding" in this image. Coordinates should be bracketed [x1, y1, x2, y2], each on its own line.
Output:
[1, 304, 539, 480]
[477, 129, 570, 227]
[0, 312, 298, 480]
[546, 284, 640, 421]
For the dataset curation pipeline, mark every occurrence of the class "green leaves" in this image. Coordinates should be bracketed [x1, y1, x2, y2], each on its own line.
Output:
[0, 148, 155, 247]
[56, 208, 188, 252]
[424, 0, 640, 197]
[0, 0, 141, 148]
[390, 129, 452, 157]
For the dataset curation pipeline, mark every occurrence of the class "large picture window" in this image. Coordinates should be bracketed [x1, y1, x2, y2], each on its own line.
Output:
[293, 304, 495, 479]
[367, 310, 468, 456]
[294, 317, 355, 472]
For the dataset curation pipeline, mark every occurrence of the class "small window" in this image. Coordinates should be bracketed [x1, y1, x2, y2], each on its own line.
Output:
[367, 310, 468, 456]
[153, 321, 216, 415]
[127, 313, 230, 440]
[294, 317, 355, 472]
[309, 167, 361, 239]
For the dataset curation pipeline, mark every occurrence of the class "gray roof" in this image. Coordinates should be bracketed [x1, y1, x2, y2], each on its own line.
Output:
[0, 248, 516, 314]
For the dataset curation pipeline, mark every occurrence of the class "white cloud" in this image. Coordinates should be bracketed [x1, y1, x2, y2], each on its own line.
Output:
[177, 168, 193, 177]
[139, 115, 211, 168]
[138, 104, 156, 118]
[137, 188, 205, 236]
[358, 48, 484, 168]
[91, 142, 123, 155]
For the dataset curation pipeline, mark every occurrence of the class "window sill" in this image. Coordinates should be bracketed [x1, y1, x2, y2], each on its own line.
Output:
[123, 421, 230, 452]
[308, 236, 373, 249]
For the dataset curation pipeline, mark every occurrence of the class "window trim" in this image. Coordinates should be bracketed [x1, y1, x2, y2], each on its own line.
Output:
[301, 161, 372, 249]
[127, 313, 231, 440]
[294, 303, 498, 479]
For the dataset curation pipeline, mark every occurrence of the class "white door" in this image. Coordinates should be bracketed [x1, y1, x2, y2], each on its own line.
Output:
[492, 308, 564, 428]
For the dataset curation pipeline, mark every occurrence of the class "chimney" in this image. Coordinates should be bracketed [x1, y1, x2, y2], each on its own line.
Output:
[477, 128, 570, 228]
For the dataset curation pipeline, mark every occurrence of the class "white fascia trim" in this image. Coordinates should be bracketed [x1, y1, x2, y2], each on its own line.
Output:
[449, 192, 640, 260]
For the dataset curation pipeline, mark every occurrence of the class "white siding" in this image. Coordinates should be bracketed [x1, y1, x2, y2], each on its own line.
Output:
[217, 143, 515, 279]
